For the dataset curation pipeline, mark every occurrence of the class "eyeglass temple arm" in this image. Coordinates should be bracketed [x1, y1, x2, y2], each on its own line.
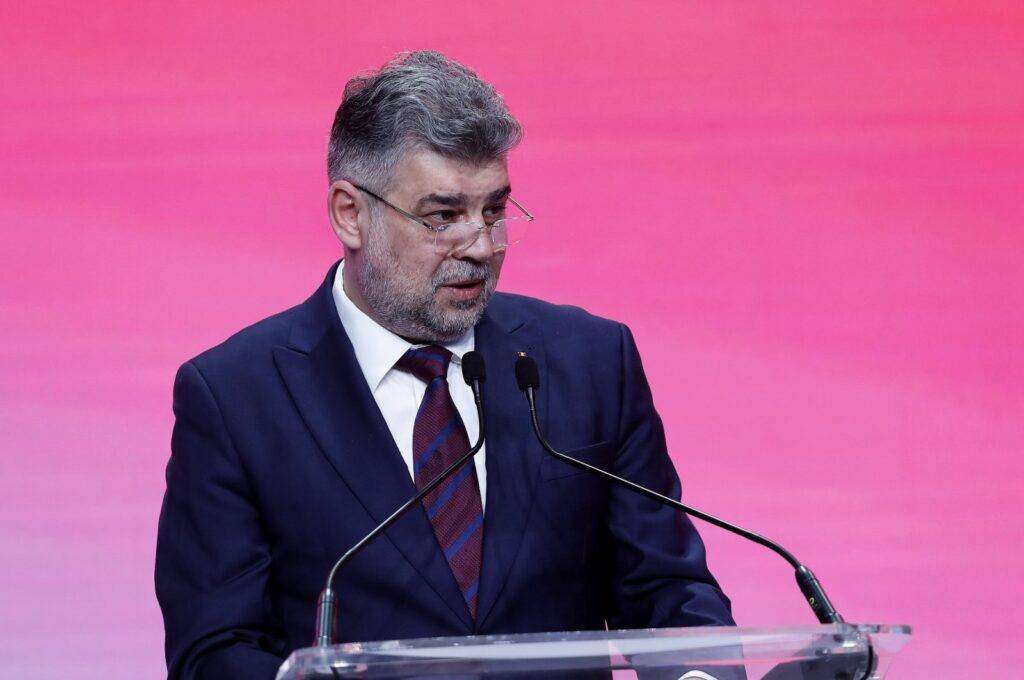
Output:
[508, 196, 534, 221]
[355, 182, 533, 224]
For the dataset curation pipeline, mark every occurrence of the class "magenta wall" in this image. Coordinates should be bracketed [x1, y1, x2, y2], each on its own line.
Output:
[2, 3, 1022, 678]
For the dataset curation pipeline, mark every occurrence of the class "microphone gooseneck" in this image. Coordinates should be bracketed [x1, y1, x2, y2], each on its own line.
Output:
[513, 354, 843, 625]
[314, 351, 488, 647]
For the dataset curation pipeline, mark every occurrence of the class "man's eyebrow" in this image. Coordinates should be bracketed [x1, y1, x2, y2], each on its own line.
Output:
[486, 185, 513, 202]
[415, 193, 466, 209]
[414, 185, 512, 210]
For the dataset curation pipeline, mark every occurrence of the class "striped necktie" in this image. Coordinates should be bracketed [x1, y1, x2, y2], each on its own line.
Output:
[396, 346, 483, 618]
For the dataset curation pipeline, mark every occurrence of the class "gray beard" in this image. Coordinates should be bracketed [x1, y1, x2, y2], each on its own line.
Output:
[357, 238, 497, 344]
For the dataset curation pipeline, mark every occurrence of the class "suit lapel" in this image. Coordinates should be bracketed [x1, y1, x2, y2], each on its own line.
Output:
[473, 298, 549, 628]
[271, 265, 473, 631]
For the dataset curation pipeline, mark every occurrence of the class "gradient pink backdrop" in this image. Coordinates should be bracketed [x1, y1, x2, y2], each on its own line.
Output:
[2, 3, 1022, 678]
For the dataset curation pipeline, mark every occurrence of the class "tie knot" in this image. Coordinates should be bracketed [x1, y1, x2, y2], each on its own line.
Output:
[396, 345, 453, 383]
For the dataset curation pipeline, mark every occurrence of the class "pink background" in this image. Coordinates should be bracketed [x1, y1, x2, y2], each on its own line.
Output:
[2, 3, 1022, 678]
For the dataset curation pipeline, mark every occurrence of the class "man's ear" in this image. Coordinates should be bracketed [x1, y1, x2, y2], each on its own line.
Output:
[327, 180, 366, 250]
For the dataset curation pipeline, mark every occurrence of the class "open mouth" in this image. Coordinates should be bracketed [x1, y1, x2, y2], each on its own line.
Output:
[441, 279, 485, 300]
[444, 279, 483, 289]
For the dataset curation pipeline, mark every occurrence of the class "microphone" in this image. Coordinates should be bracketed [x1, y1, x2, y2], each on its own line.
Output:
[314, 350, 488, 647]
[462, 350, 486, 403]
[513, 354, 844, 625]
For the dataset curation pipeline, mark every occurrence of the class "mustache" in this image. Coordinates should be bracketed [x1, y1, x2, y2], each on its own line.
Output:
[433, 261, 492, 286]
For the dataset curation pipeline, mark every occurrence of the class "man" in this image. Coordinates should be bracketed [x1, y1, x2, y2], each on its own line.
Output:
[156, 51, 734, 680]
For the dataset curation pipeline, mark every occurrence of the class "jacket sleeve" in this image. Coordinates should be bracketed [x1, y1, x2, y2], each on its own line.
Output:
[604, 323, 736, 630]
[155, 361, 288, 680]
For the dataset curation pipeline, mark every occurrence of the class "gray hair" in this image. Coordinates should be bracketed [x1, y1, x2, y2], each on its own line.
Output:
[327, 51, 523, 190]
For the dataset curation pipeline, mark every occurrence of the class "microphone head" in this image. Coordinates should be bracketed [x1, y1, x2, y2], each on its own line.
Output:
[514, 355, 540, 391]
[461, 351, 486, 385]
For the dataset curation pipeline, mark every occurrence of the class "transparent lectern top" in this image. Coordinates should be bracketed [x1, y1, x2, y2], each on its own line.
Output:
[277, 623, 911, 680]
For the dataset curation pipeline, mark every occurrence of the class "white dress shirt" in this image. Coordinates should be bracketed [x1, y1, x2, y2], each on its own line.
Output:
[332, 261, 487, 509]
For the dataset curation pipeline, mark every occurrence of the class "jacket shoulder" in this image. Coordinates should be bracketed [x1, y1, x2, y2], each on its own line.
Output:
[182, 303, 303, 380]
[182, 264, 339, 380]
[488, 291, 623, 334]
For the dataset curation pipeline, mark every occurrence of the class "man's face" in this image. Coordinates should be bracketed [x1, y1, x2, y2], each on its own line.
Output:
[351, 149, 509, 343]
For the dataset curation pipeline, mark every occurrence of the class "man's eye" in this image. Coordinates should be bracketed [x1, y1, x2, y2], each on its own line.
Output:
[427, 210, 457, 224]
[483, 204, 508, 223]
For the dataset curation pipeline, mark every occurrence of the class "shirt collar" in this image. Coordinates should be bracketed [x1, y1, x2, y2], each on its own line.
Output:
[332, 260, 475, 391]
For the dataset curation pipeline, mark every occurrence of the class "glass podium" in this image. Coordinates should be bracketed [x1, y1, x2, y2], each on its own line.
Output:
[277, 623, 911, 679]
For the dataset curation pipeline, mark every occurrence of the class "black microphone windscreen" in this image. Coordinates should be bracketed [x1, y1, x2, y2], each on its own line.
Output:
[514, 355, 540, 391]
[461, 351, 486, 385]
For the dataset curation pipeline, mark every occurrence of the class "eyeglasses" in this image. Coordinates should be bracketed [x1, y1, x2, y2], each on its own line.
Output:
[353, 184, 535, 255]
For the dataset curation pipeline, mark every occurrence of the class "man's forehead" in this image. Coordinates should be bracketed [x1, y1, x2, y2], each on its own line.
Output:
[390, 149, 510, 200]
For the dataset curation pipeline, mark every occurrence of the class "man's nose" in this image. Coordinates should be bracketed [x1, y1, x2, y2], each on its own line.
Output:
[454, 223, 497, 261]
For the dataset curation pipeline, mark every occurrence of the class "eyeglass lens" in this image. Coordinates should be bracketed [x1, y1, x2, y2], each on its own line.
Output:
[435, 218, 529, 253]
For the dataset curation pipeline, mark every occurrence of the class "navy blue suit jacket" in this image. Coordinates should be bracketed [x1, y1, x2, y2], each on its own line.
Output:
[156, 263, 734, 680]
